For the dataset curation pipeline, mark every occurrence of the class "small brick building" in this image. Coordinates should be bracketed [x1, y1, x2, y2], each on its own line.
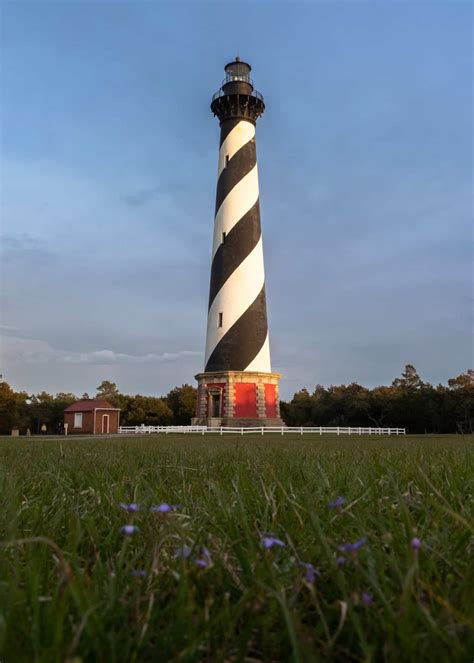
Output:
[193, 371, 283, 427]
[64, 399, 120, 435]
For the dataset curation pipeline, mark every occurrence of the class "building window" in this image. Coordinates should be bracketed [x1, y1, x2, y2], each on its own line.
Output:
[218, 312, 223, 328]
[74, 413, 83, 428]
[222, 231, 226, 244]
[225, 155, 229, 167]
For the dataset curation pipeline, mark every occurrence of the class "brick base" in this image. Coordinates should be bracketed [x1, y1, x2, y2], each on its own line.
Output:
[192, 417, 285, 427]
[194, 370, 284, 427]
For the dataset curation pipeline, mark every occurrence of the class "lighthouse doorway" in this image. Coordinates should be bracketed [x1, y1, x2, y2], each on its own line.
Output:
[210, 393, 221, 418]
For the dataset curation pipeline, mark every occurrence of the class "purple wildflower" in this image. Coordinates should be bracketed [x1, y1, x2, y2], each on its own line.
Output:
[175, 545, 192, 559]
[131, 570, 147, 578]
[300, 562, 320, 584]
[411, 537, 422, 551]
[121, 524, 140, 536]
[195, 547, 212, 569]
[336, 556, 346, 566]
[361, 592, 374, 606]
[328, 496, 345, 509]
[339, 537, 367, 554]
[150, 503, 180, 513]
[262, 536, 285, 549]
[119, 503, 140, 513]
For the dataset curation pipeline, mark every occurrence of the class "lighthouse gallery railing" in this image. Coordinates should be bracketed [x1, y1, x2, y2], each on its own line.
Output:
[211, 88, 264, 103]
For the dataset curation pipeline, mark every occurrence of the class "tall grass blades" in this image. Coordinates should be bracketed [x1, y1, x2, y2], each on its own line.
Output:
[0, 435, 473, 662]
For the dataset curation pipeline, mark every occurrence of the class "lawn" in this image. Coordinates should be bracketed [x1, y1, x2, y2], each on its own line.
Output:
[0, 434, 473, 662]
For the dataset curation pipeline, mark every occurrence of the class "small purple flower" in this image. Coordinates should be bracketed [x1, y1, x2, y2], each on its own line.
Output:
[119, 502, 140, 513]
[328, 496, 345, 509]
[339, 537, 367, 554]
[131, 569, 147, 578]
[361, 592, 374, 606]
[150, 503, 180, 513]
[336, 556, 346, 566]
[195, 547, 212, 569]
[300, 562, 320, 584]
[262, 536, 285, 549]
[121, 524, 140, 536]
[411, 537, 422, 551]
[175, 545, 192, 559]
[353, 537, 367, 551]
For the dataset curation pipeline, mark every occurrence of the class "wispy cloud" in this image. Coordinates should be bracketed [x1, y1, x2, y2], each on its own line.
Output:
[2, 335, 200, 366]
[0, 324, 21, 332]
[62, 349, 201, 365]
[1, 233, 52, 256]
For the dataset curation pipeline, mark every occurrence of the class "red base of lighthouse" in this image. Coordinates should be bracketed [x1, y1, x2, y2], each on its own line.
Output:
[192, 371, 284, 427]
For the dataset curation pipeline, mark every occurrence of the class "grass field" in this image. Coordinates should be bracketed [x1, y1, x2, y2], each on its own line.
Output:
[0, 434, 473, 662]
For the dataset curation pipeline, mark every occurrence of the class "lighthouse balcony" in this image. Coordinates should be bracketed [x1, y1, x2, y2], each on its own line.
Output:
[211, 87, 264, 103]
[210, 89, 265, 123]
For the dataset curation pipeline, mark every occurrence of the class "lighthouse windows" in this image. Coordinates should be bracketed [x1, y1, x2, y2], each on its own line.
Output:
[225, 155, 229, 167]
[222, 231, 226, 244]
[218, 312, 223, 328]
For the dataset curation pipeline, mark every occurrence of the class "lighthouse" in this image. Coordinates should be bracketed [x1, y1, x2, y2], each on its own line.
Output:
[194, 58, 283, 426]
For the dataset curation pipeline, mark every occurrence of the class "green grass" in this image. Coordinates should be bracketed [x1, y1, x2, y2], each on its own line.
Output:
[0, 434, 473, 662]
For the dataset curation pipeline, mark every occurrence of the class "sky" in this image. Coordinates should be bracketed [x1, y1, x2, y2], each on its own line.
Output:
[1, 0, 472, 400]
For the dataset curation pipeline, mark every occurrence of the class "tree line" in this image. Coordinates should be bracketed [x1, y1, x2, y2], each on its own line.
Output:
[281, 365, 473, 433]
[0, 365, 472, 434]
[0, 380, 197, 435]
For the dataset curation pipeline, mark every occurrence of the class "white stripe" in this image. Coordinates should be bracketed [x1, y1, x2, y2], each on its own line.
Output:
[205, 238, 265, 364]
[212, 165, 259, 258]
[244, 333, 271, 372]
[217, 121, 255, 178]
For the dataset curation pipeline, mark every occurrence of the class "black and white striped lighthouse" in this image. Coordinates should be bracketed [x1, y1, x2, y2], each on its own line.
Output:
[194, 58, 283, 426]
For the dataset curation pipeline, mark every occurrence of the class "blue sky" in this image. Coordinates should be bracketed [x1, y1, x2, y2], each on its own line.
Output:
[1, 0, 472, 399]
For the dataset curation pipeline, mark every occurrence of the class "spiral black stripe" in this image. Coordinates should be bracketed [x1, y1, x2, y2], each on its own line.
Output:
[215, 139, 256, 214]
[219, 118, 241, 147]
[208, 199, 261, 309]
[204, 112, 270, 373]
[205, 286, 268, 372]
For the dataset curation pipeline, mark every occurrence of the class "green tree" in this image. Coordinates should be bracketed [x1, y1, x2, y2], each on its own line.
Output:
[96, 381, 120, 405]
[284, 388, 313, 426]
[448, 370, 474, 390]
[368, 386, 396, 428]
[0, 381, 29, 433]
[125, 396, 173, 426]
[392, 364, 424, 390]
[445, 370, 474, 433]
[166, 385, 197, 424]
[27, 391, 77, 434]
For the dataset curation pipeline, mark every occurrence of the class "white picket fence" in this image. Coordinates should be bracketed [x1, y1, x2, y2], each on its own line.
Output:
[118, 425, 406, 436]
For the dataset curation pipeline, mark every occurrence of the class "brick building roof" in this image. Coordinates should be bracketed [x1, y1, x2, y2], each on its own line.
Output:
[64, 399, 118, 412]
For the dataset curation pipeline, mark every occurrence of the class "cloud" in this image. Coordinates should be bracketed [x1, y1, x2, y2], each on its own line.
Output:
[1, 233, 54, 259]
[1, 234, 42, 251]
[0, 324, 21, 332]
[1, 335, 200, 366]
[61, 349, 201, 365]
